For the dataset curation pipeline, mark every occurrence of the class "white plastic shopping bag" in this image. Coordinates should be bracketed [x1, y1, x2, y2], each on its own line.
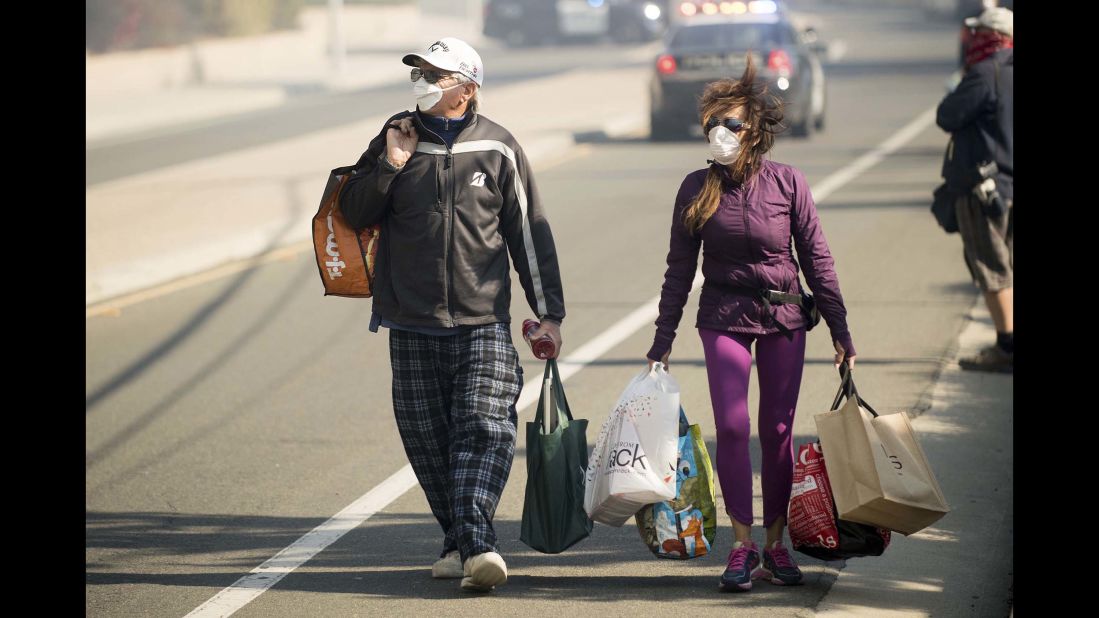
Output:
[584, 362, 681, 526]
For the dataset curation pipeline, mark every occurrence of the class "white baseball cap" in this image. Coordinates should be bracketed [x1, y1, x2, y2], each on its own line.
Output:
[402, 37, 484, 86]
[965, 7, 1013, 37]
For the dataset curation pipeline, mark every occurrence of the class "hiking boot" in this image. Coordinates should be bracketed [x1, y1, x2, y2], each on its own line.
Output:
[431, 550, 463, 579]
[461, 551, 507, 592]
[959, 345, 1013, 373]
[753, 541, 804, 586]
[719, 540, 760, 592]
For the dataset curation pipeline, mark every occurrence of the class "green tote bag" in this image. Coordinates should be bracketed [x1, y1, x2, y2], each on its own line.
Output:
[520, 359, 593, 554]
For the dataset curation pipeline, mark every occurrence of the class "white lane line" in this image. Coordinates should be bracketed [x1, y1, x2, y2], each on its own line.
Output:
[185, 467, 417, 618]
[811, 106, 937, 203]
[184, 269, 706, 618]
[520, 271, 706, 410]
[186, 104, 939, 616]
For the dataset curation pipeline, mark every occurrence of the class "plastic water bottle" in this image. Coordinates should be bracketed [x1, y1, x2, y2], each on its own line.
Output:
[522, 319, 556, 360]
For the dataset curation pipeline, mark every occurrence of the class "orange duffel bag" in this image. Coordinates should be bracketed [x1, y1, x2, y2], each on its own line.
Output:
[311, 165, 381, 298]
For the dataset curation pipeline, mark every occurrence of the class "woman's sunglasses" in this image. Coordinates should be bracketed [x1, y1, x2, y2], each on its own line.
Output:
[410, 67, 455, 84]
[705, 117, 750, 134]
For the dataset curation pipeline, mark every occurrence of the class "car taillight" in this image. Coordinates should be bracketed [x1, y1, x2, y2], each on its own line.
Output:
[679, 2, 697, 16]
[720, 2, 746, 15]
[768, 49, 792, 76]
[657, 54, 677, 75]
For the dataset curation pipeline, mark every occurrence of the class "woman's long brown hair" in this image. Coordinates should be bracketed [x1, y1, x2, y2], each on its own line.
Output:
[682, 54, 785, 235]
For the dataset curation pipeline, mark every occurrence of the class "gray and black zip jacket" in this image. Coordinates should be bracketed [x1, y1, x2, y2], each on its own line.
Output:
[339, 110, 566, 328]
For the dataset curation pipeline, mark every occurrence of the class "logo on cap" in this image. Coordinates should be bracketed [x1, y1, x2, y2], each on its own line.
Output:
[429, 40, 450, 53]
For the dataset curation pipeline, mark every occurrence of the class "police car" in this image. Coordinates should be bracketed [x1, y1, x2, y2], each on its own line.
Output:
[650, 1, 827, 139]
[483, 0, 668, 47]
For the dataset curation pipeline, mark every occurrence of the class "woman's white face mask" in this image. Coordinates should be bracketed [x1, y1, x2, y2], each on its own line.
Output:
[708, 125, 741, 165]
[413, 77, 463, 112]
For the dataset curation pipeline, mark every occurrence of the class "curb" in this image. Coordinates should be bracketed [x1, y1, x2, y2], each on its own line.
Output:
[813, 294, 1013, 616]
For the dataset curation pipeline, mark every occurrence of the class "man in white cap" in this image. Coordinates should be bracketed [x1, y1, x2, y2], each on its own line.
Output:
[936, 7, 1013, 372]
[338, 38, 567, 592]
[964, 5, 1012, 41]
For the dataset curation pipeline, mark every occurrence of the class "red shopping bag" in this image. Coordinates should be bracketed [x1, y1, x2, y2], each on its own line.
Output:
[788, 442, 891, 561]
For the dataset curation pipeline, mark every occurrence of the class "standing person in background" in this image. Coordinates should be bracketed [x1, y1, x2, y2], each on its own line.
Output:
[936, 7, 1013, 372]
[646, 56, 858, 592]
[339, 37, 566, 593]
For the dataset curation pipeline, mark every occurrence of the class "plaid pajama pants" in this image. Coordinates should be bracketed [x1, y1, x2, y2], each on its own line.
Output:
[389, 322, 522, 562]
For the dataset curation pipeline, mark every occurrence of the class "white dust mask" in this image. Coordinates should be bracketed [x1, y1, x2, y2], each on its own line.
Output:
[708, 125, 741, 165]
[413, 77, 463, 112]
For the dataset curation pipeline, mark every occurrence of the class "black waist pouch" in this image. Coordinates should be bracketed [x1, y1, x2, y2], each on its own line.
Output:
[801, 292, 822, 331]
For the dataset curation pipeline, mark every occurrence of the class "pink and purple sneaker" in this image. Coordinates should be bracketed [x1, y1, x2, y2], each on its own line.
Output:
[752, 541, 804, 586]
[719, 540, 760, 591]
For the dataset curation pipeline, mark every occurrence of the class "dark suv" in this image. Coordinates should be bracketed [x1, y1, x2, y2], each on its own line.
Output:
[649, 14, 826, 139]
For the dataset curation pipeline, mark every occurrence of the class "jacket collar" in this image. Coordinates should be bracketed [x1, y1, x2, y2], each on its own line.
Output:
[710, 161, 741, 189]
[412, 110, 479, 145]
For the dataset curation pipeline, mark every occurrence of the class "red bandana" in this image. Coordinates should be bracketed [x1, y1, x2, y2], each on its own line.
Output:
[965, 30, 1013, 68]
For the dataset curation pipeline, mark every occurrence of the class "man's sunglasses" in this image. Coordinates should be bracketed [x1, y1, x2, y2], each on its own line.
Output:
[410, 67, 455, 84]
[705, 117, 750, 134]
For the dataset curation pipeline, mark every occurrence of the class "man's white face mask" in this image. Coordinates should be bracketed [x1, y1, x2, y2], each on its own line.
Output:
[413, 77, 463, 112]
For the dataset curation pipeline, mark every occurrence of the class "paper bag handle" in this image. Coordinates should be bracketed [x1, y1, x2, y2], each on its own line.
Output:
[831, 363, 879, 417]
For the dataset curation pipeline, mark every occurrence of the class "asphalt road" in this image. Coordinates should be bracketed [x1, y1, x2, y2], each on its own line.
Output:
[86, 2, 984, 615]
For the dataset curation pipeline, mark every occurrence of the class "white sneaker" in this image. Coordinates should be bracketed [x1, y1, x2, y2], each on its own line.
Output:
[431, 551, 464, 579]
[461, 551, 507, 592]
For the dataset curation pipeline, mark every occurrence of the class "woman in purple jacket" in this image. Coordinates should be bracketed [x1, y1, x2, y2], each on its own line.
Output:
[646, 58, 857, 592]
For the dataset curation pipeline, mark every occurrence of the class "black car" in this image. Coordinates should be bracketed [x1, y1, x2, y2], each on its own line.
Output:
[649, 13, 827, 140]
[483, 0, 668, 47]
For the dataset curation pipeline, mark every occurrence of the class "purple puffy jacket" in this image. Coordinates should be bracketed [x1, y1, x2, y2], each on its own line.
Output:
[647, 160, 855, 361]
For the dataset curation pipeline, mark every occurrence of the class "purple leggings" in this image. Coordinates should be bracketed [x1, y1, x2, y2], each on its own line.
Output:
[699, 327, 806, 528]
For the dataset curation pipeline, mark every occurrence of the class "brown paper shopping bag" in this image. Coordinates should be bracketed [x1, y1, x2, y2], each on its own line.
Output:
[311, 165, 381, 298]
[813, 365, 950, 535]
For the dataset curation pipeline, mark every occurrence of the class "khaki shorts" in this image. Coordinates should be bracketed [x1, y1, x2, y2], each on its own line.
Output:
[956, 193, 1013, 292]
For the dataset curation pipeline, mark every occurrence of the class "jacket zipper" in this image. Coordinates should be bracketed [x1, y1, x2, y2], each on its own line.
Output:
[416, 118, 454, 327]
[741, 183, 767, 326]
[446, 151, 455, 325]
[742, 185, 756, 279]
